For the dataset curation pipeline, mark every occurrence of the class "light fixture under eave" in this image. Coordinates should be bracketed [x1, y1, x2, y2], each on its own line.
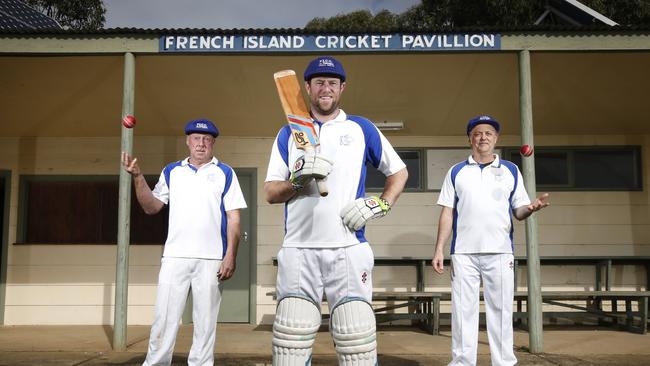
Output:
[374, 121, 404, 131]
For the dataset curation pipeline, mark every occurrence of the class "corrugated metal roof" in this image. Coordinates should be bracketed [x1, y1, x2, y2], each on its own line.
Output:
[1, 24, 650, 36]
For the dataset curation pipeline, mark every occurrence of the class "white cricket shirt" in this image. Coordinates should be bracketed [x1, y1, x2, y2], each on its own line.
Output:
[437, 155, 530, 254]
[266, 110, 406, 248]
[152, 157, 247, 259]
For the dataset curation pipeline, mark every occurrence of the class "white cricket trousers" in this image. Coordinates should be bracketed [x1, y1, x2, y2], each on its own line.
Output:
[143, 257, 223, 366]
[276, 244, 374, 306]
[450, 254, 516, 366]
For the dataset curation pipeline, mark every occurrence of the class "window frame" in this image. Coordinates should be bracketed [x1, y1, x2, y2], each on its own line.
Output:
[365, 148, 426, 193]
[16, 174, 167, 245]
[501, 145, 643, 192]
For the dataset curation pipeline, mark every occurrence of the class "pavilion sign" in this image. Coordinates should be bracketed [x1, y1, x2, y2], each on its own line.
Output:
[160, 33, 500, 53]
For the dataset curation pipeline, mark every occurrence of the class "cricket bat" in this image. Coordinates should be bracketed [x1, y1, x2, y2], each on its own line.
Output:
[273, 70, 328, 197]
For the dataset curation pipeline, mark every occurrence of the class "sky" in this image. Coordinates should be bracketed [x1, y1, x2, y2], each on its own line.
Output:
[103, 0, 421, 29]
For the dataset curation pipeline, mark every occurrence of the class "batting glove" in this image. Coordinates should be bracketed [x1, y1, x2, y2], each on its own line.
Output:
[340, 196, 391, 231]
[290, 152, 333, 188]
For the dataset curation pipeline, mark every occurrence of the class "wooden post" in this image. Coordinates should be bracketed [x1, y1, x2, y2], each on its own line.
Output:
[519, 49, 544, 353]
[113, 52, 135, 351]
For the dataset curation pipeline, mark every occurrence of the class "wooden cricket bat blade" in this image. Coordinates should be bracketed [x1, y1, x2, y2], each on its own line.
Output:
[273, 70, 328, 196]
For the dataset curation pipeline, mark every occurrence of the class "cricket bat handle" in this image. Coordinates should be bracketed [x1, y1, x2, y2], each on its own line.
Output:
[316, 177, 328, 197]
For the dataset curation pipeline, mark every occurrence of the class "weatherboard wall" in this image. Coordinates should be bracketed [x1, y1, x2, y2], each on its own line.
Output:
[0, 133, 648, 325]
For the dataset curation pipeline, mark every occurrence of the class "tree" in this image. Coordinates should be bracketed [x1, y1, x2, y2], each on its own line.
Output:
[581, 0, 650, 26]
[305, 0, 650, 31]
[442, 0, 545, 28]
[26, 0, 106, 30]
[396, 1, 451, 30]
[305, 10, 398, 32]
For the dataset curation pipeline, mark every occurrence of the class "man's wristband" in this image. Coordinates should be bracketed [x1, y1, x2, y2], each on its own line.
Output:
[379, 197, 391, 214]
[291, 181, 303, 192]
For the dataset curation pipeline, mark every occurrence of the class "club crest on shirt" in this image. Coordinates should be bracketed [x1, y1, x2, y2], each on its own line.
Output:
[340, 134, 353, 146]
[492, 188, 506, 201]
[491, 166, 503, 181]
[361, 271, 368, 284]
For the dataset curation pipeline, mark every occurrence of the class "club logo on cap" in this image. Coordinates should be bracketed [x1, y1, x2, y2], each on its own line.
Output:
[319, 58, 335, 68]
[196, 122, 208, 129]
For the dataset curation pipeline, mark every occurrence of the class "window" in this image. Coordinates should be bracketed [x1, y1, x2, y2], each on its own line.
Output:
[502, 146, 642, 191]
[18, 175, 168, 244]
[365, 150, 422, 191]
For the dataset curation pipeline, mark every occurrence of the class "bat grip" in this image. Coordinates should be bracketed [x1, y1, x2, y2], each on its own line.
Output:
[316, 177, 328, 197]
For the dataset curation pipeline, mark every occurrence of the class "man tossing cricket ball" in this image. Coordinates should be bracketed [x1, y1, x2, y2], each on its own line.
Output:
[432, 115, 549, 366]
[265, 56, 408, 366]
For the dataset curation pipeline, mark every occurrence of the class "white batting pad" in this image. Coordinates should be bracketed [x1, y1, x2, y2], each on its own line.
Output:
[330, 300, 377, 366]
[272, 296, 322, 366]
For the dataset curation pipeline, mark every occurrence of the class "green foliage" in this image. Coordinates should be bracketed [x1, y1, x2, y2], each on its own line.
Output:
[580, 0, 650, 26]
[26, 0, 106, 30]
[396, 1, 450, 30]
[305, 0, 650, 31]
[443, 0, 545, 28]
[305, 10, 398, 32]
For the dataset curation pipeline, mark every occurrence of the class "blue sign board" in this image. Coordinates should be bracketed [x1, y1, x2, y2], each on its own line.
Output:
[160, 33, 501, 53]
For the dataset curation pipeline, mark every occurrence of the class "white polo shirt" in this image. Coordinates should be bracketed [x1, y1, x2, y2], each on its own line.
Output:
[437, 155, 530, 254]
[265, 109, 406, 248]
[152, 157, 247, 260]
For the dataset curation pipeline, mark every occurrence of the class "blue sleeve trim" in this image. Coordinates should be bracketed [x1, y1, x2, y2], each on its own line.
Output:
[449, 161, 468, 255]
[451, 195, 459, 255]
[277, 125, 292, 167]
[349, 115, 382, 168]
[217, 162, 234, 194]
[217, 162, 234, 258]
[450, 160, 469, 189]
[501, 159, 519, 253]
[348, 116, 380, 241]
[501, 160, 519, 198]
[354, 184, 368, 239]
[162, 161, 183, 189]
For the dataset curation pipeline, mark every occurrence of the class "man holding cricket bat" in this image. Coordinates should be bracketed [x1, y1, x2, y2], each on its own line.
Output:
[432, 115, 549, 366]
[122, 119, 247, 366]
[265, 56, 408, 366]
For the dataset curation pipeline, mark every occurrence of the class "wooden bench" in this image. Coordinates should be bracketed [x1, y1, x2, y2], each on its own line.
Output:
[512, 256, 650, 292]
[372, 256, 650, 293]
[269, 257, 650, 335]
[266, 291, 443, 335]
[513, 291, 650, 334]
[431, 290, 649, 334]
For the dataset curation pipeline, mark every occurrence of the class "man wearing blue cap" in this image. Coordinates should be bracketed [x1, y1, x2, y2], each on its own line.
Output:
[265, 56, 408, 366]
[122, 119, 247, 366]
[432, 115, 549, 366]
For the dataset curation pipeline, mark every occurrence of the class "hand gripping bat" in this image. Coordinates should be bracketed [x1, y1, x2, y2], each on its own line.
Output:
[273, 70, 328, 196]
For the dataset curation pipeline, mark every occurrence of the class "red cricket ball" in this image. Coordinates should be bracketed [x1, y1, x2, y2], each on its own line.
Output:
[122, 115, 136, 128]
[520, 144, 534, 157]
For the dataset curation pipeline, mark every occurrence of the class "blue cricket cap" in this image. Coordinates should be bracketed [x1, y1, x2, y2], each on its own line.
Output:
[184, 119, 219, 137]
[304, 56, 346, 82]
[466, 115, 500, 136]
